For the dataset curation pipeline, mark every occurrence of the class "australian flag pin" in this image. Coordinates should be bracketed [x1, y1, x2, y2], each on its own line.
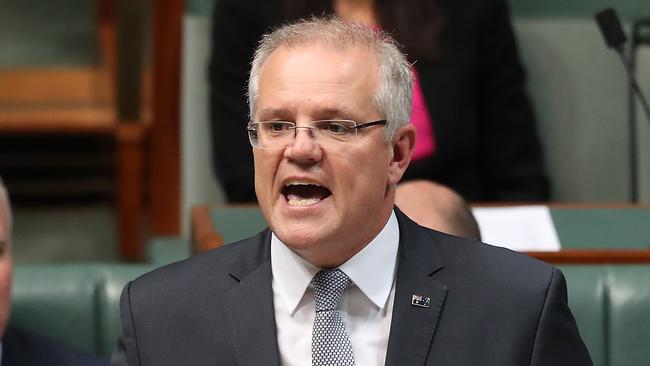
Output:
[411, 294, 431, 308]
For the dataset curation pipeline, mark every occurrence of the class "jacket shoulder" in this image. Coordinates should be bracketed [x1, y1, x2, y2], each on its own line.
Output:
[129, 231, 270, 299]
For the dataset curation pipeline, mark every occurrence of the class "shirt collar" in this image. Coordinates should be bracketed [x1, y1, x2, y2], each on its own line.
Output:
[271, 210, 399, 314]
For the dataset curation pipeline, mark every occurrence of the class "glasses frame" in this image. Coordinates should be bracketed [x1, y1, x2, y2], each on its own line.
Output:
[246, 119, 387, 149]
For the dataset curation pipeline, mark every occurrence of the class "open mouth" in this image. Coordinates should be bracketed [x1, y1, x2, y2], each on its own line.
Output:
[282, 182, 331, 206]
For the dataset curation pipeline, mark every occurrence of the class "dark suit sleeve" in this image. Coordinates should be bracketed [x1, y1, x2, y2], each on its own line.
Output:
[111, 282, 140, 366]
[476, 0, 549, 201]
[529, 268, 593, 365]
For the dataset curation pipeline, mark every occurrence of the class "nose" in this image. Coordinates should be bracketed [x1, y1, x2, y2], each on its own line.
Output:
[284, 127, 323, 163]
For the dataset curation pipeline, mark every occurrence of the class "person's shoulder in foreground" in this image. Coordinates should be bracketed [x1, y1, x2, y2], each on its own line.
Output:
[2, 326, 109, 366]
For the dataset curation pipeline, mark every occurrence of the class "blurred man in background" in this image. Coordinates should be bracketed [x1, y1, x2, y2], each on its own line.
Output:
[0, 178, 108, 366]
[395, 180, 481, 240]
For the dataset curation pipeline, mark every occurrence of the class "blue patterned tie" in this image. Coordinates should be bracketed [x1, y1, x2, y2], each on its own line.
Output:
[311, 269, 356, 366]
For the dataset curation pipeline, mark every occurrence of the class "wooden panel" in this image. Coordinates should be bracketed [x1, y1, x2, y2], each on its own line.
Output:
[0, 0, 151, 260]
[0, 68, 113, 104]
[117, 123, 148, 260]
[148, 0, 182, 236]
[0, 105, 115, 134]
[191, 205, 224, 254]
[528, 250, 650, 264]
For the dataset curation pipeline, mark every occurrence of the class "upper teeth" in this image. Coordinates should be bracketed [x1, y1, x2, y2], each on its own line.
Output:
[286, 181, 320, 187]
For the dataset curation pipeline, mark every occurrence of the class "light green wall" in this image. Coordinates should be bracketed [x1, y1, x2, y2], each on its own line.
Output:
[181, 15, 226, 237]
[186, 0, 216, 17]
[510, 0, 649, 20]
[0, 0, 98, 67]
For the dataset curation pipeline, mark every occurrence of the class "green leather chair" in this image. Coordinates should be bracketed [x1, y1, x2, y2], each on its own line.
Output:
[10, 264, 153, 358]
[560, 265, 650, 366]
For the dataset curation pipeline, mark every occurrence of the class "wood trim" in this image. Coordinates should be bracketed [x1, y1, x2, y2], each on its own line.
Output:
[116, 122, 148, 260]
[97, 0, 117, 97]
[191, 205, 224, 254]
[472, 202, 650, 209]
[148, 0, 182, 236]
[0, 68, 113, 104]
[527, 250, 650, 264]
[0, 106, 115, 134]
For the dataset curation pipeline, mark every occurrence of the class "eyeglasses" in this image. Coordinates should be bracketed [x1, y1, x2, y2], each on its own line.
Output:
[247, 119, 387, 149]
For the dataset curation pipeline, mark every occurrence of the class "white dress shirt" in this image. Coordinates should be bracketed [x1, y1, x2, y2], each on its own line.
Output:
[271, 210, 399, 366]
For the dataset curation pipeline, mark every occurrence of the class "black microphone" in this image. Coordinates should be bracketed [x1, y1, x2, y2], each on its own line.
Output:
[595, 8, 650, 202]
[595, 8, 650, 125]
[596, 8, 627, 50]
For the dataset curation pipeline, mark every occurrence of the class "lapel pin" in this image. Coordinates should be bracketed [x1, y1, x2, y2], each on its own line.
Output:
[411, 294, 431, 308]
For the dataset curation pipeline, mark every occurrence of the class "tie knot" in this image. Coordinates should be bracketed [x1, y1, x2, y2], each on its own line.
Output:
[312, 269, 352, 312]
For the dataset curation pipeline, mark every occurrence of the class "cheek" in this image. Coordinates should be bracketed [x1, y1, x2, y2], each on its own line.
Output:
[253, 152, 277, 190]
[333, 148, 390, 198]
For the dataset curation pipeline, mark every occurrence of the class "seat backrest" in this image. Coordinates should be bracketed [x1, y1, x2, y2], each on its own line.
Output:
[211, 206, 267, 244]
[10, 263, 152, 357]
[560, 265, 650, 366]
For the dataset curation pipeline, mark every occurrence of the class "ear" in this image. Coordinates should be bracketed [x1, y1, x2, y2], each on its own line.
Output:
[387, 124, 416, 185]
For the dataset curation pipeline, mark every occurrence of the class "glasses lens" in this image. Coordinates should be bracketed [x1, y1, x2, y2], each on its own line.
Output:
[311, 120, 357, 142]
[247, 126, 259, 146]
[251, 121, 294, 148]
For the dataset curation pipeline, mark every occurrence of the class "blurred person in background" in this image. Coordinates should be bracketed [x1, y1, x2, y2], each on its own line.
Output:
[395, 180, 481, 240]
[209, 0, 549, 204]
[0, 178, 108, 366]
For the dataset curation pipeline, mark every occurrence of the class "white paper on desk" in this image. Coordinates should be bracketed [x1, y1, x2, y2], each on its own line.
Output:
[471, 206, 561, 252]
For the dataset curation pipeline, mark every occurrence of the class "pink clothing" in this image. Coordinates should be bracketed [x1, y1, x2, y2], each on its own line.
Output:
[410, 67, 435, 161]
[369, 25, 435, 162]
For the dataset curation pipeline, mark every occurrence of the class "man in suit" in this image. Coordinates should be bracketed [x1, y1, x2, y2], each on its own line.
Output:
[112, 18, 591, 365]
[0, 178, 109, 366]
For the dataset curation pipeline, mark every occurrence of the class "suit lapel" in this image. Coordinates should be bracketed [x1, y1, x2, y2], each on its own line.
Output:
[385, 209, 448, 366]
[221, 230, 281, 366]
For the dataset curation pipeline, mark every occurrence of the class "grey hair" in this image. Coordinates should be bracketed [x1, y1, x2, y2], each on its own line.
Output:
[0, 177, 11, 233]
[248, 17, 414, 142]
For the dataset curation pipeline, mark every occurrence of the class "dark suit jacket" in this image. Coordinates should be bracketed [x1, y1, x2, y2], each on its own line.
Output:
[2, 327, 109, 366]
[112, 210, 591, 365]
[209, 0, 549, 202]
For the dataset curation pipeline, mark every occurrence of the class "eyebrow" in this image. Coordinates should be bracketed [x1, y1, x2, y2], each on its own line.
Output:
[256, 107, 357, 121]
[256, 107, 293, 120]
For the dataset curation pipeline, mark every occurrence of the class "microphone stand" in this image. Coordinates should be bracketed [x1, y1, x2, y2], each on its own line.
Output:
[628, 18, 650, 202]
[596, 8, 650, 202]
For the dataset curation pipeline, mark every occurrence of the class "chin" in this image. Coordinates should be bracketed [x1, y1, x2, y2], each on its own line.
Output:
[275, 226, 324, 250]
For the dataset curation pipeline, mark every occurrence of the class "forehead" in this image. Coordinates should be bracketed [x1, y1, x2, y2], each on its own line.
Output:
[256, 43, 380, 119]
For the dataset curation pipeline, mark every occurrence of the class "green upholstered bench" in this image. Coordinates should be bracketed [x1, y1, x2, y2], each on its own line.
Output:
[9, 264, 153, 358]
[560, 265, 650, 366]
[7, 235, 190, 358]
